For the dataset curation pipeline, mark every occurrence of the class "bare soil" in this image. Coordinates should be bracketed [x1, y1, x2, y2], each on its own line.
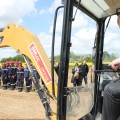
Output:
[0, 68, 93, 119]
[0, 88, 46, 119]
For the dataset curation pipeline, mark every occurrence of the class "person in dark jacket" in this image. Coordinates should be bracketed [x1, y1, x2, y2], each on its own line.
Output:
[101, 16, 120, 120]
[8, 61, 16, 90]
[79, 60, 89, 87]
[17, 63, 24, 92]
[71, 63, 80, 86]
[102, 57, 120, 120]
[1, 63, 8, 90]
[33, 67, 40, 80]
[24, 64, 32, 92]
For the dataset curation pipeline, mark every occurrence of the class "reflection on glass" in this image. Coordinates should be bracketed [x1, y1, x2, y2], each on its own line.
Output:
[66, 79, 94, 119]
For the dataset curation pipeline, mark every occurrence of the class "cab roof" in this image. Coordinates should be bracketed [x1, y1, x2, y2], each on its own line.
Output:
[76, 0, 120, 19]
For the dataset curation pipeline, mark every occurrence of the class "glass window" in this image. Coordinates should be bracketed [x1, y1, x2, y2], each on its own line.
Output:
[103, 15, 120, 63]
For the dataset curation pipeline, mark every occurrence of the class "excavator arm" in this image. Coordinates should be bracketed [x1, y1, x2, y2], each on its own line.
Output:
[0, 23, 58, 119]
[0, 23, 58, 96]
[0, 23, 92, 120]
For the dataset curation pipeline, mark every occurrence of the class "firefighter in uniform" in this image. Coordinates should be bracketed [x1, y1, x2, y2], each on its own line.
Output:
[13, 61, 18, 87]
[0, 66, 1, 86]
[1, 63, 8, 90]
[17, 62, 24, 92]
[33, 66, 40, 82]
[5, 61, 10, 88]
[8, 61, 16, 90]
[24, 64, 32, 92]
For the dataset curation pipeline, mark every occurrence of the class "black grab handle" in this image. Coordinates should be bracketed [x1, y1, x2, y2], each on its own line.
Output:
[51, 5, 64, 98]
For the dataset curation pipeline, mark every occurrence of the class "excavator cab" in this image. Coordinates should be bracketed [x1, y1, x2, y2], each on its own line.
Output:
[55, 0, 120, 120]
[0, 0, 120, 120]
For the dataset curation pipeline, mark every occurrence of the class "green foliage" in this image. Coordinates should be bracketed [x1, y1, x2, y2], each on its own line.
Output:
[54, 51, 117, 63]
[103, 51, 117, 61]
[84, 56, 93, 62]
[54, 55, 60, 62]
[69, 51, 84, 62]
[0, 55, 31, 63]
[54, 51, 92, 63]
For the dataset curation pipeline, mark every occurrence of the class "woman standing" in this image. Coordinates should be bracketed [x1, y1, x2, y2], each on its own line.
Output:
[71, 63, 80, 86]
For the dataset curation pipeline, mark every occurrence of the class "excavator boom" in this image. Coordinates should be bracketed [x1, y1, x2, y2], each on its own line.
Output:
[0, 24, 58, 97]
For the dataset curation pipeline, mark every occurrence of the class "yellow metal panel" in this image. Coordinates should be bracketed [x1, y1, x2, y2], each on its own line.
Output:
[0, 24, 58, 97]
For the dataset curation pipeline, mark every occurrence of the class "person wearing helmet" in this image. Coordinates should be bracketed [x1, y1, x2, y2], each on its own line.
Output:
[0, 66, 1, 83]
[1, 63, 8, 90]
[5, 61, 10, 88]
[17, 63, 24, 92]
[13, 61, 18, 87]
[7, 61, 16, 90]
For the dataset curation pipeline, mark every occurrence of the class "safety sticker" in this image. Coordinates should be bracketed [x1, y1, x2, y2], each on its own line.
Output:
[29, 42, 51, 84]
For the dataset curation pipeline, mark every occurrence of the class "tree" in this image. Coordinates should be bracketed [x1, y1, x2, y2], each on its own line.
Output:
[53, 51, 117, 63]
[84, 56, 93, 62]
[103, 51, 117, 61]
[0, 55, 31, 63]
[54, 55, 60, 62]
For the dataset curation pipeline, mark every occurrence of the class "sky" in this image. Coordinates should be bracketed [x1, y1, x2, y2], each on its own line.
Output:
[0, 0, 120, 60]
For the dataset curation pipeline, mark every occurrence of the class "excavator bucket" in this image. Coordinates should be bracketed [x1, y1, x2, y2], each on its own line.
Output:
[66, 83, 94, 119]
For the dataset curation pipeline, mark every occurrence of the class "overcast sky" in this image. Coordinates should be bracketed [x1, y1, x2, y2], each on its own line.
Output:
[0, 0, 120, 60]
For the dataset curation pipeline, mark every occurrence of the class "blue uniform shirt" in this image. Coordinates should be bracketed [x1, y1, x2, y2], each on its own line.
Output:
[1, 68, 8, 77]
[33, 68, 40, 79]
[24, 67, 30, 78]
[8, 66, 15, 76]
[17, 67, 24, 79]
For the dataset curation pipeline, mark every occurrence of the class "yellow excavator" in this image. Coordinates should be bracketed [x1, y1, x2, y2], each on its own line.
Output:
[0, 0, 120, 120]
[0, 23, 58, 120]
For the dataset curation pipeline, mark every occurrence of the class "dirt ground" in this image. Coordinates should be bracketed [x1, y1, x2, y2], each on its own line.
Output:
[0, 88, 46, 119]
[0, 68, 93, 119]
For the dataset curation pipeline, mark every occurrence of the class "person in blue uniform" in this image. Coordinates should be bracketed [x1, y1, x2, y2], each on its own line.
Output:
[7, 61, 16, 90]
[17, 62, 24, 92]
[13, 61, 19, 87]
[5, 61, 10, 88]
[1, 63, 8, 90]
[0, 66, 1, 78]
[33, 67, 40, 81]
[24, 64, 31, 92]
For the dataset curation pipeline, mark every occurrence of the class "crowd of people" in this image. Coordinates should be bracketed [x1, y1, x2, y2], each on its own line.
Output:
[71, 60, 89, 88]
[0, 61, 40, 92]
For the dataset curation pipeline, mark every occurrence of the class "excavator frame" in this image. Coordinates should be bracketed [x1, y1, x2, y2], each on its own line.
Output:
[57, 0, 120, 120]
[0, 0, 120, 120]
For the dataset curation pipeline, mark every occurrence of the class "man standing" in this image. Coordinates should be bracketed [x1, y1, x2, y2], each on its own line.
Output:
[1, 63, 8, 90]
[33, 66, 40, 81]
[17, 62, 24, 92]
[24, 64, 31, 92]
[8, 61, 16, 90]
[102, 58, 120, 120]
[79, 60, 89, 88]
[102, 16, 120, 120]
